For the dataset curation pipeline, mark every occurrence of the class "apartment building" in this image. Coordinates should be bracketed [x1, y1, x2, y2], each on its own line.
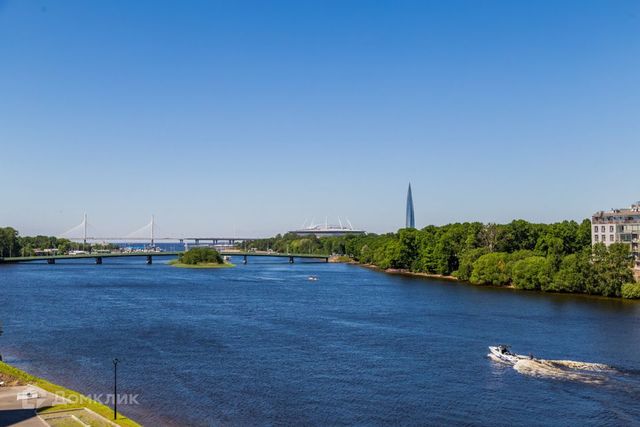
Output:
[591, 202, 640, 269]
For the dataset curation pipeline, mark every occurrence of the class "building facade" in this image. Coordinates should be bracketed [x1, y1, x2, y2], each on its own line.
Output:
[290, 224, 366, 238]
[591, 202, 640, 269]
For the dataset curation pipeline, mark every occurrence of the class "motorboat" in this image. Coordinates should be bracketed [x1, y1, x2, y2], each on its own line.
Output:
[488, 345, 525, 364]
[308, 276, 319, 281]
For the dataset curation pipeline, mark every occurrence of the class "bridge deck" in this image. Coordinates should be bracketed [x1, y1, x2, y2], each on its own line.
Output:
[0, 251, 329, 263]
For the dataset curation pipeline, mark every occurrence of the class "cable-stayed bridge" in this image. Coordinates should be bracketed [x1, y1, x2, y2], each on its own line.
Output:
[58, 214, 260, 245]
[0, 215, 332, 265]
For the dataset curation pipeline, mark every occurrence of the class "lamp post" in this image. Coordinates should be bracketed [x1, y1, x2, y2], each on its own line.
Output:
[113, 358, 119, 420]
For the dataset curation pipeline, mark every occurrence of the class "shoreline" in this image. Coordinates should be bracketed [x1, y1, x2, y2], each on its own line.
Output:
[0, 360, 140, 426]
[353, 262, 638, 302]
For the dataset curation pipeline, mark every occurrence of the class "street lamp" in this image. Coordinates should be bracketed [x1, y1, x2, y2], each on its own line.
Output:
[112, 358, 119, 420]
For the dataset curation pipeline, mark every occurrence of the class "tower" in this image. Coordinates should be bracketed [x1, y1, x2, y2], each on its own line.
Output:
[150, 215, 155, 247]
[406, 183, 415, 229]
[82, 212, 87, 246]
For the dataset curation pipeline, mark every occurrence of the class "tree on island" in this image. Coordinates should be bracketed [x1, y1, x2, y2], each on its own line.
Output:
[178, 247, 224, 265]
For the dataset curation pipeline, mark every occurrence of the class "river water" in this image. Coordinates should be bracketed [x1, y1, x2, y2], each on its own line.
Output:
[1, 256, 639, 426]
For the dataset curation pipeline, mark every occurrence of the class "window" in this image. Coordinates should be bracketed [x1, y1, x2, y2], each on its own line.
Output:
[594, 235, 599, 242]
[602, 235, 606, 242]
[601, 226, 605, 232]
[610, 234, 614, 242]
[594, 226, 598, 232]
[610, 226, 614, 232]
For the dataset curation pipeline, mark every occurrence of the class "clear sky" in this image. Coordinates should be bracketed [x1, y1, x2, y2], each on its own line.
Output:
[1, 0, 638, 238]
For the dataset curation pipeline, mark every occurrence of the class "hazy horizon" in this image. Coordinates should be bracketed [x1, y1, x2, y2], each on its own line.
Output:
[1, 1, 638, 237]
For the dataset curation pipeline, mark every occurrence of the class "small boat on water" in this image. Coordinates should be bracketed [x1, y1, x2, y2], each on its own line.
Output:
[308, 276, 319, 281]
[488, 345, 530, 364]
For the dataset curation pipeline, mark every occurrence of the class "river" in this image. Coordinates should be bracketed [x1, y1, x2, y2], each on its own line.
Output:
[1, 256, 639, 426]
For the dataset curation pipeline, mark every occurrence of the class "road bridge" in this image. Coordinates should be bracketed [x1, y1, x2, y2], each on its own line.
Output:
[0, 251, 330, 265]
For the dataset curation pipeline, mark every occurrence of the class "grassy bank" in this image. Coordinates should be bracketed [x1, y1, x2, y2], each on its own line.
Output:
[0, 361, 140, 427]
[168, 259, 235, 269]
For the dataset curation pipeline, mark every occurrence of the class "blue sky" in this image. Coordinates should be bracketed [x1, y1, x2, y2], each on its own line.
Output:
[1, 0, 638, 237]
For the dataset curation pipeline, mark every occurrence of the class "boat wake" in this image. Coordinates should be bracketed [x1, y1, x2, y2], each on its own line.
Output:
[512, 358, 613, 384]
[488, 348, 616, 384]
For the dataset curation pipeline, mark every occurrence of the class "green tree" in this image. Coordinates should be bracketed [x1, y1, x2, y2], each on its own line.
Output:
[511, 256, 553, 290]
[178, 247, 223, 265]
[548, 252, 590, 293]
[496, 220, 540, 252]
[454, 247, 489, 281]
[587, 243, 634, 297]
[397, 228, 420, 269]
[534, 235, 564, 268]
[576, 219, 593, 251]
[0, 227, 21, 258]
[470, 252, 510, 286]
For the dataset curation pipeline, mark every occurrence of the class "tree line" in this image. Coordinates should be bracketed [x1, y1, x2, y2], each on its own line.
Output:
[0, 227, 118, 257]
[247, 219, 638, 298]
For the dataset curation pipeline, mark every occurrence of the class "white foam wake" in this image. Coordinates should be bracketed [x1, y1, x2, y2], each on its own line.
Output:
[513, 358, 611, 384]
[489, 352, 615, 384]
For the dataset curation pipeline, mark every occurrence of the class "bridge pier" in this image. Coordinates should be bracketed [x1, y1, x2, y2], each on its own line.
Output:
[146, 255, 153, 265]
[243, 255, 247, 264]
[47, 259, 55, 265]
[289, 256, 294, 264]
[95, 257, 102, 265]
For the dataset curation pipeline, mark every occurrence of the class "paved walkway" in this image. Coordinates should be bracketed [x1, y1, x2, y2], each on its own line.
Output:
[0, 385, 63, 427]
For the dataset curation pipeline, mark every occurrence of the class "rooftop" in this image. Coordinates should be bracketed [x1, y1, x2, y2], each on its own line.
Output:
[592, 202, 640, 222]
[291, 218, 365, 234]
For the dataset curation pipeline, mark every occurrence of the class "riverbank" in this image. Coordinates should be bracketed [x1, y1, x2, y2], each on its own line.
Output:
[359, 263, 466, 282]
[354, 261, 640, 300]
[0, 361, 140, 426]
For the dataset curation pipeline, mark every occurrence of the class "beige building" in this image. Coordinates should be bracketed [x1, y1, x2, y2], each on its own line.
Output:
[591, 202, 640, 269]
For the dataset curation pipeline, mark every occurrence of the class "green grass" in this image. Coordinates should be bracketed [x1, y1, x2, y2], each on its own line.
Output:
[168, 259, 235, 269]
[0, 361, 140, 427]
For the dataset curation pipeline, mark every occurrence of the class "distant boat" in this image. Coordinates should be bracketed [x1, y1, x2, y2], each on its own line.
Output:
[308, 276, 319, 281]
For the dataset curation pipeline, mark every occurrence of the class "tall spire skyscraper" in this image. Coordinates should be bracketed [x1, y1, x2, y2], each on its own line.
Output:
[406, 183, 415, 229]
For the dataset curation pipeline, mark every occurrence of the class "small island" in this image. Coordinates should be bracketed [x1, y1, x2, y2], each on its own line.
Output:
[169, 247, 235, 269]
